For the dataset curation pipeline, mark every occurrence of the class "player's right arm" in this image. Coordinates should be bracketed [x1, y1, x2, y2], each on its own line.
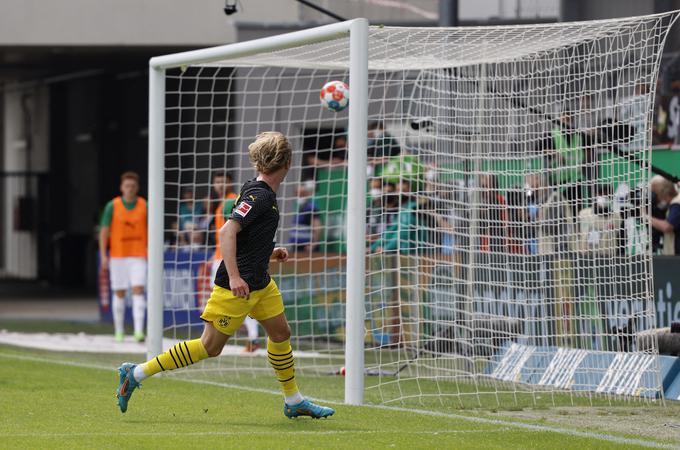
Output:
[99, 201, 114, 270]
[219, 219, 249, 298]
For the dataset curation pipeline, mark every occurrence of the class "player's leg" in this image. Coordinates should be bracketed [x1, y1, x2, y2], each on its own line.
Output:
[210, 259, 258, 352]
[259, 313, 334, 418]
[135, 323, 223, 380]
[130, 285, 145, 342]
[112, 290, 127, 342]
[258, 313, 300, 403]
[116, 284, 248, 413]
[252, 280, 334, 418]
[109, 258, 128, 342]
[116, 323, 228, 413]
[130, 257, 148, 342]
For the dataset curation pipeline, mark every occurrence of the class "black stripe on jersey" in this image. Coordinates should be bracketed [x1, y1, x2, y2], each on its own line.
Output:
[176, 344, 189, 366]
[279, 375, 295, 383]
[268, 350, 293, 357]
[168, 347, 180, 368]
[183, 342, 194, 364]
[156, 357, 165, 371]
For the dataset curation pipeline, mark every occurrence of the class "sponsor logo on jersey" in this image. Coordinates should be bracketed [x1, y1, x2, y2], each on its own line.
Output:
[234, 201, 252, 217]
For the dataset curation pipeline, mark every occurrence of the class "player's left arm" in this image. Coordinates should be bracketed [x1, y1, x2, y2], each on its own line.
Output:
[271, 247, 289, 262]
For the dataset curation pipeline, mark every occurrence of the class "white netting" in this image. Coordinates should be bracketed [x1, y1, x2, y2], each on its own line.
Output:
[158, 13, 678, 406]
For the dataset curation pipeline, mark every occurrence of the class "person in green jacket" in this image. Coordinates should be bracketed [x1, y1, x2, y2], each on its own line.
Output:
[370, 193, 420, 254]
[368, 180, 423, 348]
[538, 109, 597, 216]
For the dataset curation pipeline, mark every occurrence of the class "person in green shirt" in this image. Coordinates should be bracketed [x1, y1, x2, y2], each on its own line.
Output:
[539, 110, 597, 217]
[98, 171, 147, 344]
[178, 187, 205, 231]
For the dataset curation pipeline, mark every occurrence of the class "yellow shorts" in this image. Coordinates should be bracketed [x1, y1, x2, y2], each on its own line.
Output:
[200, 279, 284, 336]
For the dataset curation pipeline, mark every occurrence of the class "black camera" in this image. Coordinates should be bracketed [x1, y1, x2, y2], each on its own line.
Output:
[224, 0, 237, 15]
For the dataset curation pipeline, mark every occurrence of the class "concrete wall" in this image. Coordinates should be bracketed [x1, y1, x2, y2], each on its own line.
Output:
[1, 84, 49, 278]
[300, 0, 439, 23]
[0, 0, 450, 49]
[0, 0, 262, 46]
[560, 0, 656, 21]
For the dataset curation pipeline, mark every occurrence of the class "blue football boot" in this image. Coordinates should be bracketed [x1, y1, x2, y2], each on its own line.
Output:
[284, 399, 335, 419]
[116, 362, 141, 413]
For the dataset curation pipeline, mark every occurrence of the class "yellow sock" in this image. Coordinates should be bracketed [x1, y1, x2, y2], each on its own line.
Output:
[267, 337, 300, 398]
[142, 339, 209, 377]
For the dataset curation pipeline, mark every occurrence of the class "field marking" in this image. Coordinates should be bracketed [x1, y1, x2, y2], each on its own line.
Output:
[2, 429, 511, 438]
[0, 331, 324, 358]
[0, 351, 677, 449]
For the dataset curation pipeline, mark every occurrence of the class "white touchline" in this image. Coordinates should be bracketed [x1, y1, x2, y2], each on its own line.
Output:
[3, 430, 512, 437]
[0, 351, 675, 449]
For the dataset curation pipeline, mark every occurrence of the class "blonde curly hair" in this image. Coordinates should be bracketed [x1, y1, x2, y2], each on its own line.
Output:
[248, 132, 293, 174]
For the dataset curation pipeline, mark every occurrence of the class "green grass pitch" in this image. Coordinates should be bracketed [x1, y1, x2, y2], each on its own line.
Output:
[1, 342, 680, 449]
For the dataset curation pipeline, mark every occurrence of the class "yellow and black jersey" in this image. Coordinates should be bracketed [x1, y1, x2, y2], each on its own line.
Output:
[214, 178, 279, 291]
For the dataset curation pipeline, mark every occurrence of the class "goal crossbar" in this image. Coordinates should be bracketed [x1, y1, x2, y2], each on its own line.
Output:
[149, 20, 358, 70]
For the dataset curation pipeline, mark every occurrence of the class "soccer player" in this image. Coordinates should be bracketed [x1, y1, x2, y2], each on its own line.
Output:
[116, 132, 335, 419]
[212, 171, 260, 352]
[99, 171, 148, 343]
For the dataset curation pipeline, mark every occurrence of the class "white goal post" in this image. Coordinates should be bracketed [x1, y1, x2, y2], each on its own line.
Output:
[148, 19, 370, 405]
[148, 12, 679, 408]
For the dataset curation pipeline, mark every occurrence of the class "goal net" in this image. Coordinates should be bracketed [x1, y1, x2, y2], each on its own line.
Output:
[150, 13, 678, 407]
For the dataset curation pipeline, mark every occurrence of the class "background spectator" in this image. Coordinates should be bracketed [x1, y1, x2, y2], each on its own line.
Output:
[651, 178, 669, 252]
[615, 183, 647, 256]
[178, 187, 205, 232]
[619, 82, 650, 153]
[205, 171, 236, 223]
[507, 173, 548, 254]
[651, 175, 680, 255]
[181, 222, 206, 251]
[577, 184, 623, 256]
[309, 134, 347, 167]
[478, 173, 507, 254]
[367, 179, 400, 244]
[370, 180, 420, 254]
[538, 109, 598, 217]
[165, 220, 181, 247]
[288, 180, 322, 253]
[367, 121, 401, 176]
[330, 135, 348, 165]
[205, 171, 238, 247]
[538, 187, 575, 255]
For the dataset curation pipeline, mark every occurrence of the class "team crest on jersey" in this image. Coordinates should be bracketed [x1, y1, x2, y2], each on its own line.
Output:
[217, 316, 231, 328]
[234, 201, 252, 217]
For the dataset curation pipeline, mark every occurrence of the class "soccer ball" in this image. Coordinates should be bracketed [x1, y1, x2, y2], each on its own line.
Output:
[320, 80, 349, 112]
